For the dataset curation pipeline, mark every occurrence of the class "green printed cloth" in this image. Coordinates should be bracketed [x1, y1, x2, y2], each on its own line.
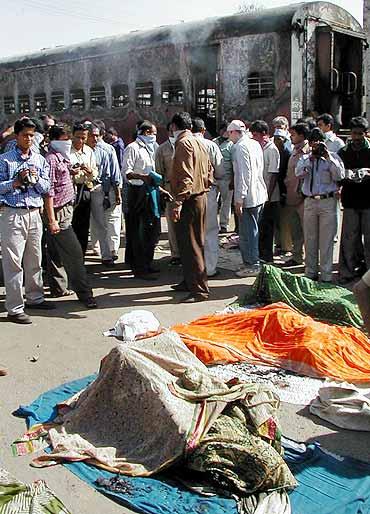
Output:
[236, 265, 363, 329]
[0, 467, 71, 514]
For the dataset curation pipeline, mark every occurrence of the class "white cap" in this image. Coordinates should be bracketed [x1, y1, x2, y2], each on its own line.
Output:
[227, 120, 246, 132]
[273, 128, 288, 138]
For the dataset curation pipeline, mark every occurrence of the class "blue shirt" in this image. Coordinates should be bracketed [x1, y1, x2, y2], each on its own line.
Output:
[0, 147, 50, 208]
[97, 140, 122, 188]
[92, 145, 111, 194]
[295, 152, 345, 196]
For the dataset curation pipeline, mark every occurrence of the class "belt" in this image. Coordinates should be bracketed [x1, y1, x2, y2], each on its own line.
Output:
[305, 192, 335, 200]
[3, 205, 40, 211]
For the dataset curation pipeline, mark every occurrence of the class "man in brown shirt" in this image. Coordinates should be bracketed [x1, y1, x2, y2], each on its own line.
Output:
[169, 112, 212, 302]
[282, 123, 310, 266]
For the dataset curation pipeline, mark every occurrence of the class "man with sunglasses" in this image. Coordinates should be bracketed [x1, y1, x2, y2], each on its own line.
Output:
[338, 117, 370, 284]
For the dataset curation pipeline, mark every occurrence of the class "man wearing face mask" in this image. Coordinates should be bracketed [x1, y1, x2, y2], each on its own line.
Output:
[155, 123, 179, 266]
[122, 120, 162, 279]
[44, 125, 97, 308]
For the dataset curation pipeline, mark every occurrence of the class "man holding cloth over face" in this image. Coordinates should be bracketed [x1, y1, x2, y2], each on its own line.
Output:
[170, 112, 212, 303]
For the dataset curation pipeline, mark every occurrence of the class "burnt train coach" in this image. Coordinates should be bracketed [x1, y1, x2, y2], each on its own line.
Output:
[0, 1, 366, 140]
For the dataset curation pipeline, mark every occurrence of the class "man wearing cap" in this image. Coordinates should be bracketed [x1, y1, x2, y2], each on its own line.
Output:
[228, 120, 267, 277]
[296, 128, 345, 282]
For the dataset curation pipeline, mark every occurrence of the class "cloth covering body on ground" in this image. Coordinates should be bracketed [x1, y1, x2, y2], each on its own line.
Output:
[239, 264, 363, 329]
[172, 303, 370, 382]
[15, 377, 370, 514]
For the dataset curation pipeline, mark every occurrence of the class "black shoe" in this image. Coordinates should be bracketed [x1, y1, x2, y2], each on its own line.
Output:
[7, 313, 32, 324]
[134, 273, 158, 281]
[169, 258, 182, 266]
[181, 294, 208, 303]
[282, 259, 302, 267]
[147, 266, 160, 274]
[219, 227, 228, 234]
[171, 282, 189, 292]
[25, 301, 56, 310]
[112, 254, 119, 261]
[85, 297, 98, 308]
[102, 259, 115, 267]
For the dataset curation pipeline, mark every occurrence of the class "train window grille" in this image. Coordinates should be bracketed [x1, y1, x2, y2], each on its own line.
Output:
[4, 97, 15, 115]
[70, 89, 85, 111]
[112, 84, 129, 108]
[161, 79, 184, 105]
[136, 82, 153, 107]
[247, 73, 274, 99]
[34, 93, 47, 113]
[90, 87, 106, 109]
[196, 88, 216, 118]
[19, 95, 30, 114]
[51, 91, 65, 112]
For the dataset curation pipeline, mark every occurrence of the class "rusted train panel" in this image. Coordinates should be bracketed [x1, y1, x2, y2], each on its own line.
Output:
[0, 1, 366, 141]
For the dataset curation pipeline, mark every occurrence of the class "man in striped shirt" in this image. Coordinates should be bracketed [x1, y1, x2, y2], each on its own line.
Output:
[0, 117, 55, 324]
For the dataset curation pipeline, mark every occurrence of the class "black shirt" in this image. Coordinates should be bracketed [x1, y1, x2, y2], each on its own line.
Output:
[338, 143, 370, 209]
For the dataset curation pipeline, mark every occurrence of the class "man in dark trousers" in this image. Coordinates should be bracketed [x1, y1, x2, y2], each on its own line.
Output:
[170, 112, 212, 302]
[338, 117, 370, 284]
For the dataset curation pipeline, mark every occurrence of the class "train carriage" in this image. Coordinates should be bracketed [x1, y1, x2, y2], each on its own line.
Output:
[0, 1, 366, 141]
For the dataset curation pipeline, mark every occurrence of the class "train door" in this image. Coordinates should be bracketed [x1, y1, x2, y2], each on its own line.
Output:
[315, 27, 365, 127]
[189, 46, 219, 135]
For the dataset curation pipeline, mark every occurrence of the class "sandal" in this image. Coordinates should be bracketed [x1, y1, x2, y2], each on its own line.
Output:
[50, 290, 74, 298]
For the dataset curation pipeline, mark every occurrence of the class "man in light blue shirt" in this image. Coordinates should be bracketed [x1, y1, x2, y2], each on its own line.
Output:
[0, 117, 54, 324]
[296, 128, 345, 282]
[87, 124, 122, 266]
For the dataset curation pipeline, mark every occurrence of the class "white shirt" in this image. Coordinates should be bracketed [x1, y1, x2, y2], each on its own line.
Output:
[324, 131, 345, 154]
[70, 144, 97, 171]
[262, 140, 280, 203]
[121, 139, 155, 186]
[232, 135, 268, 208]
[193, 133, 224, 180]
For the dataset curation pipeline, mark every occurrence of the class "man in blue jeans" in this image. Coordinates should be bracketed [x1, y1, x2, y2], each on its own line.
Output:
[227, 120, 267, 277]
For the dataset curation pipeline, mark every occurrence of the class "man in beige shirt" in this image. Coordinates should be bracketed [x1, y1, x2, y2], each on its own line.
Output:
[283, 122, 310, 266]
[170, 112, 212, 302]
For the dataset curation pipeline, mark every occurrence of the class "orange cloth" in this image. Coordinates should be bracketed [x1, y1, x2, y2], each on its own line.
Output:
[172, 303, 370, 383]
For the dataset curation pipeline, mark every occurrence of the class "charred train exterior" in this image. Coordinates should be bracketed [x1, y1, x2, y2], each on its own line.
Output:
[0, 1, 366, 140]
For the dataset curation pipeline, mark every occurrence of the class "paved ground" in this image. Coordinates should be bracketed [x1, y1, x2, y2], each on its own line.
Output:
[1, 240, 369, 513]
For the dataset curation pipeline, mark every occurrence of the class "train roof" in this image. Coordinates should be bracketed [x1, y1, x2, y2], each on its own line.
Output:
[0, 1, 364, 70]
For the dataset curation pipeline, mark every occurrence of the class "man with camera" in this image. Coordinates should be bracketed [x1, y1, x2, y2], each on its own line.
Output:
[0, 117, 54, 324]
[295, 128, 345, 283]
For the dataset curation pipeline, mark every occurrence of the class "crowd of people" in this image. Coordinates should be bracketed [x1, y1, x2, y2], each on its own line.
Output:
[0, 110, 369, 325]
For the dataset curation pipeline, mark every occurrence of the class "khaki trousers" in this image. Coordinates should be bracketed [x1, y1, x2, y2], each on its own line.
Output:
[303, 197, 337, 281]
[90, 186, 122, 260]
[0, 207, 44, 315]
[285, 203, 304, 263]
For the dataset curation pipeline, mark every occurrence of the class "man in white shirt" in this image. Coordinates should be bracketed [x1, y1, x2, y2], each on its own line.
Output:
[250, 120, 280, 263]
[317, 113, 345, 153]
[228, 120, 267, 277]
[192, 118, 223, 277]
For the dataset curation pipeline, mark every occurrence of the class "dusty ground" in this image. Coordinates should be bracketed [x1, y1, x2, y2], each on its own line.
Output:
[0, 239, 369, 513]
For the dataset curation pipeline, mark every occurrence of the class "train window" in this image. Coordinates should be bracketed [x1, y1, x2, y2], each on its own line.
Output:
[70, 89, 85, 111]
[112, 84, 129, 108]
[161, 79, 184, 105]
[19, 94, 30, 114]
[136, 82, 153, 107]
[247, 72, 274, 99]
[51, 91, 65, 112]
[4, 96, 15, 115]
[34, 93, 47, 113]
[196, 88, 216, 118]
[90, 87, 106, 109]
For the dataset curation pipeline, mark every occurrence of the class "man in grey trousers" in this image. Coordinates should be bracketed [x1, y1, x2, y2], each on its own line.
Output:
[0, 117, 55, 324]
[295, 128, 345, 282]
[44, 125, 97, 309]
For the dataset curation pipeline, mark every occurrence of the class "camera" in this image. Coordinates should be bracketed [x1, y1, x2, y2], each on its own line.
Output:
[312, 141, 327, 157]
[18, 169, 38, 190]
